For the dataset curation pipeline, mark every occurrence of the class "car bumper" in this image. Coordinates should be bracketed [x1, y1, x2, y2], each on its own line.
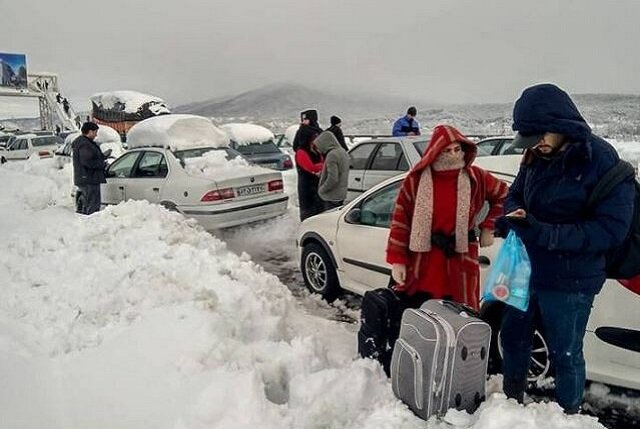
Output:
[179, 195, 289, 229]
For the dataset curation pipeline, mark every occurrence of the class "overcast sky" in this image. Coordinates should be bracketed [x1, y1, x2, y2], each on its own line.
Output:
[1, 0, 640, 110]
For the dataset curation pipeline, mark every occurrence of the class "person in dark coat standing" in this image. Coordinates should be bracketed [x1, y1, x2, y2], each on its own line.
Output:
[498, 83, 635, 414]
[63, 98, 71, 116]
[295, 130, 324, 221]
[326, 115, 349, 152]
[293, 109, 322, 152]
[72, 122, 107, 215]
[392, 106, 421, 137]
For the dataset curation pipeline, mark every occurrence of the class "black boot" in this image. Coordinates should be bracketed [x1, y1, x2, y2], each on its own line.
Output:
[503, 376, 527, 403]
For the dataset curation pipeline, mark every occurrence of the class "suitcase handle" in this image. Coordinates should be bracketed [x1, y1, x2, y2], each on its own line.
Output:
[440, 300, 479, 318]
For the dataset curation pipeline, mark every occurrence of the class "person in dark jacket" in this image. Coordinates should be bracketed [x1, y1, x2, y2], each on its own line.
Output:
[392, 106, 421, 137]
[295, 132, 324, 221]
[326, 115, 349, 152]
[72, 122, 107, 215]
[497, 83, 635, 414]
[293, 109, 322, 152]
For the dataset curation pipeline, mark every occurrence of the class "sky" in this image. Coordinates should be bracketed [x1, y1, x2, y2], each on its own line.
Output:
[1, 0, 640, 111]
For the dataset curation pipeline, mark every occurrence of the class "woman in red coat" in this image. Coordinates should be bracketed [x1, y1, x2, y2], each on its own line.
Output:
[386, 125, 508, 310]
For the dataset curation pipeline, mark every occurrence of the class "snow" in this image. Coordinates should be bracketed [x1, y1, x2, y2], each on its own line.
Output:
[90, 90, 170, 115]
[0, 156, 615, 429]
[220, 123, 275, 145]
[63, 125, 124, 158]
[610, 139, 640, 172]
[284, 124, 299, 146]
[126, 114, 230, 151]
[183, 149, 269, 181]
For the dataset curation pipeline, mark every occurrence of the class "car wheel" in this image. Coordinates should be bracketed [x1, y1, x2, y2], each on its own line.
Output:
[301, 242, 341, 302]
[160, 201, 180, 212]
[0, 157, 6, 164]
[482, 302, 553, 386]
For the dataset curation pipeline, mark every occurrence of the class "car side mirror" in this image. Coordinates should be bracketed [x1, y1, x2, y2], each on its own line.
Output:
[345, 208, 361, 224]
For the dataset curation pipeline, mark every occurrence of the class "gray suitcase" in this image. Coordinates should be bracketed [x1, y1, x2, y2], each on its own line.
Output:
[390, 299, 491, 420]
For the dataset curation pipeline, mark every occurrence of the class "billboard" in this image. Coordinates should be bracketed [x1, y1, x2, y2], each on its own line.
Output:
[0, 53, 28, 90]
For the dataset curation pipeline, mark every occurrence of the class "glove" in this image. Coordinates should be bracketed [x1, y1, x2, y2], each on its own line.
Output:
[506, 213, 542, 242]
[494, 216, 511, 238]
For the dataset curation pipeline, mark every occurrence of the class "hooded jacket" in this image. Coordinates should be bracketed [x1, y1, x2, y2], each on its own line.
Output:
[505, 84, 635, 295]
[315, 131, 349, 202]
[386, 125, 508, 309]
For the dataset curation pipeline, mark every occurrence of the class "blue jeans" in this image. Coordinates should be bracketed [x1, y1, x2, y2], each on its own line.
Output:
[500, 289, 595, 412]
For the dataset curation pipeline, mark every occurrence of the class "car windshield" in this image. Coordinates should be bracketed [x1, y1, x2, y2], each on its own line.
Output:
[174, 147, 245, 166]
[234, 140, 279, 155]
[413, 141, 428, 156]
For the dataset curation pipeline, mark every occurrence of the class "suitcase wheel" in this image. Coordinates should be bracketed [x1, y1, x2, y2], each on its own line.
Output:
[480, 346, 487, 360]
[461, 346, 468, 361]
[455, 393, 462, 407]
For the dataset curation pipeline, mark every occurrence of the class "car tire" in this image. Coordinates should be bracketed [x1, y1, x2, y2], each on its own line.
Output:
[481, 301, 553, 387]
[301, 242, 341, 303]
[160, 201, 180, 212]
[0, 157, 6, 164]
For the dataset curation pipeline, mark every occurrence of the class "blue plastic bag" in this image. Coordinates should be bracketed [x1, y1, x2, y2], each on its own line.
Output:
[482, 230, 531, 311]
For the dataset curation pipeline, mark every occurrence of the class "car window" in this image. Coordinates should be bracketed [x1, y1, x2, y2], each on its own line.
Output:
[349, 143, 377, 170]
[359, 181, 402, 228]
[108, 152, 141, 178]
[397, 152, 409, 171]
[370, 143, 404, 171]
[17, 139, 28, 150]
[233, 140, 279, 155]
[497, 139, 524, 155]
[476, 139, 502, 156]
[413, 141, 427, 156]
[133, 151, 168, 178]
[33, 136, 60, 147]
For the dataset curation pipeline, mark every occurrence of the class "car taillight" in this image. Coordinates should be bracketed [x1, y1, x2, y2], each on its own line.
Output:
[201, 187, 235, 202]
[38, 150, 49, 157]
[268, 179, 284, 192]
[283, 158, 293, 169]
[618, 277, 640, 295]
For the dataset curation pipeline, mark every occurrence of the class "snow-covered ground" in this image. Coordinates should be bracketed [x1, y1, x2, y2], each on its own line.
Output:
[0, 155, 626, 429]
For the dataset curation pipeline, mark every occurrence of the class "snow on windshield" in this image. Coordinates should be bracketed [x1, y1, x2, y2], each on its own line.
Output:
[127, 114, 229, 151]
[183, 149, 269, 181]
[221, 123, 274, 146]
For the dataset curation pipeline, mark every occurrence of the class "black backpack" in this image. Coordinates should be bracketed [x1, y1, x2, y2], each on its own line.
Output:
[587, 160, 640, 279]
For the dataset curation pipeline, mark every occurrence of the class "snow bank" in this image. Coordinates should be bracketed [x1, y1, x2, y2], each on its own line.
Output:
[183, 149, 269, 181]
[0, 159, 610, 429]
[127, 114, 229, 151]
[90, 90, 170, 115]
[221, 123, 275, 145]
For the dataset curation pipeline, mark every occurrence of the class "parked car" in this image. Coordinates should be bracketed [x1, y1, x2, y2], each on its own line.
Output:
[55, 125, 125, 169]
[475, 136, 520, 157]
[0, 133, 13, 149]
[221, 123, 293, 170]
[297, 164, 640, 392]
[346, 137, 428, 201]
[0, 134, 63, 163]
[101, 114, 288, 229]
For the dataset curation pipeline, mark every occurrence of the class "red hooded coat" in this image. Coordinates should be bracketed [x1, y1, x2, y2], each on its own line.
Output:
[386, 125, 508, 309]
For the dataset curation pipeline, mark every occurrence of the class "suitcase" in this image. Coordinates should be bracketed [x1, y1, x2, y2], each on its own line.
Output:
[357, 288, 405, 376]
[390, 299, 491, 420]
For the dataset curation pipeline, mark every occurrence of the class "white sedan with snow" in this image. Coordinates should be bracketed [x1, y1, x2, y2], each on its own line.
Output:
[102, 115, 288, 229]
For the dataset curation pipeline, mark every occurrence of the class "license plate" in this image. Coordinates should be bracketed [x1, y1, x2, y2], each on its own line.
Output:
[236, 184, 265, 197]
[263, 163, 278, 169]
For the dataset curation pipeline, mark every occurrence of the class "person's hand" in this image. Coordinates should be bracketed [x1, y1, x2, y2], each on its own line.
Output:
[391, 263, 406, 286]
[506, 212, 541, 242]
[506, 208, 527, 218]
[480, 228, 495, 248]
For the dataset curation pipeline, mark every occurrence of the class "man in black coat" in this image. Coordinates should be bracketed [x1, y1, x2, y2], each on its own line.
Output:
[326, 115, 348, 151]
[72, 122, 106, 215]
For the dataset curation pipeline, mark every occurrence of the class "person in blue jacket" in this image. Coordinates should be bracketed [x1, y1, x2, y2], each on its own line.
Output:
[392, 106, 420, 137]
[498, 83, 635, 414]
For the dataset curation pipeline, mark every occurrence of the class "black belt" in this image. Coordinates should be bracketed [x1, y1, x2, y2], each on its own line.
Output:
[431, 231, 477, 258]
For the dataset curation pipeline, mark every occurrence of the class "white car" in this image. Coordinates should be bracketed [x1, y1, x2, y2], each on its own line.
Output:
[54, 125, 125, 169]
[101, 114, 288, 229]
[297, 172, 640, 392]
[346, 137, 428, 201]
[0, 134, 63, 163]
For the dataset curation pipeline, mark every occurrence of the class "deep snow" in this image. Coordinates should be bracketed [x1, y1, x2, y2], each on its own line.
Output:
[0, 156, 615, 429]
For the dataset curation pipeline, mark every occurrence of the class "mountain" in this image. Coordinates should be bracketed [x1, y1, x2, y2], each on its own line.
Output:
[173, 83, 422, 120]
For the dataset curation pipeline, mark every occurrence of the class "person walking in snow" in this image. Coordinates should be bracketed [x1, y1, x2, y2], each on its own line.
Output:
[497, 83, 635, 414]
[72, 122, 107, 215]
[392, 106, 421, 137]
[63, 98, 70, 116]
[293, 109, 322, 152]
[386, 125, 508, 310]
[326, 115, 349, 152]
[295, 128, 324, 221]
[315, 131, 349, 210]
[56, 93, 62, 103]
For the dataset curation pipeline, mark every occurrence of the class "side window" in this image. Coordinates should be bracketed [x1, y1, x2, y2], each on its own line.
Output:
[133, 151, 167, 178]
[108, 152, 141, 178]
[498, 139, 524, 155]
[397, 152, 409, 171]
[359, 181, 402, 228]
[349, 143, 377, 170]
[19, 139, 29, 150]
[476, 139, 501, 156]
[370, 143, 403, 171]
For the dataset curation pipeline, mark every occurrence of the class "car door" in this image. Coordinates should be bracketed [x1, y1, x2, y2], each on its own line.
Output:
[347, 142, 377, 201]
[8, 138, 28, 160]
[102, 151, 142, 205]
[336, 180, 402, 291]
[127, 150, 169, 204]
[362, 142, 408, 191]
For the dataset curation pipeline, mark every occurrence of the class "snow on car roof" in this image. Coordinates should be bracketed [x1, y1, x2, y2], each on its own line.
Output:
[126, 114, 229, 151]
[90, 90, 169, 114]
[95, 125, 121, 144]
[220, 123, 275, 145]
